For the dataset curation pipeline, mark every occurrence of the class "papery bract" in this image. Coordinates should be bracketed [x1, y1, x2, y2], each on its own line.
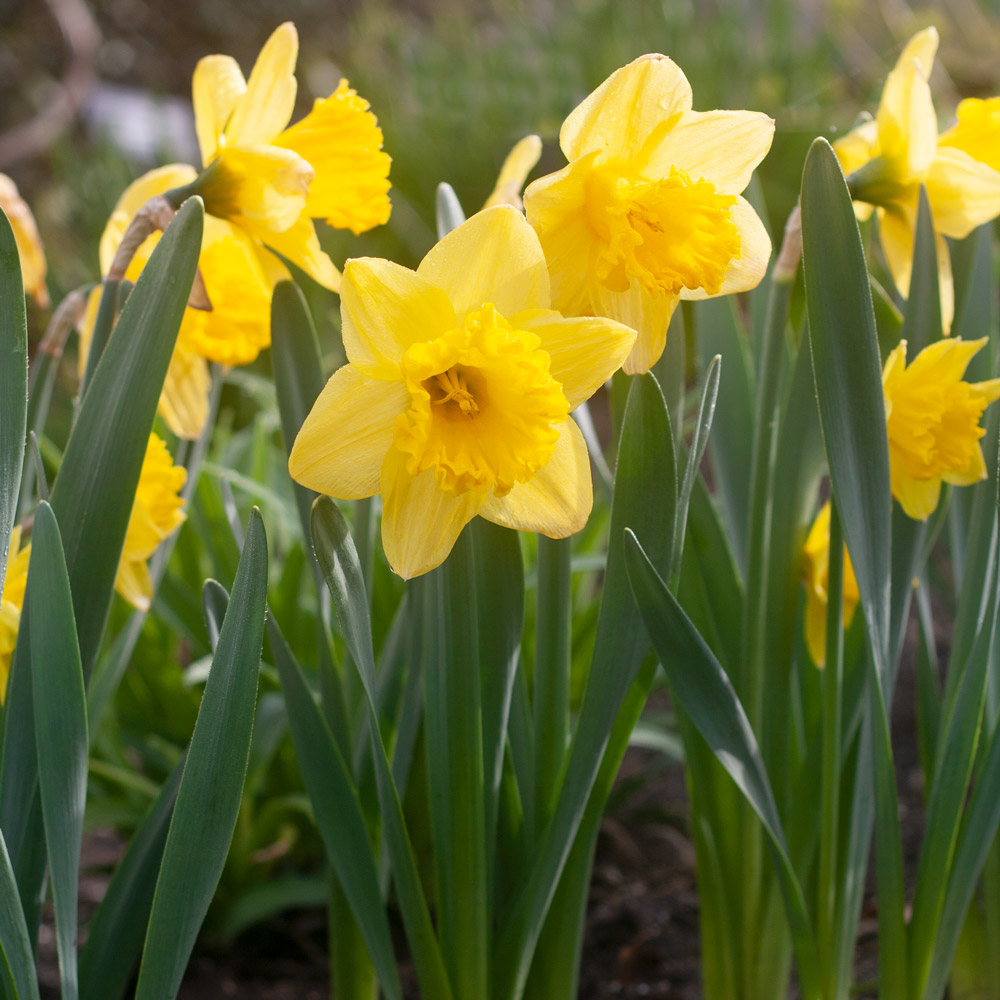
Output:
[0, 173, 48, 309]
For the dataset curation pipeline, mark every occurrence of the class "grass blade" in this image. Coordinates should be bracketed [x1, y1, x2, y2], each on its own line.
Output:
[134, 508, 267, 1000]
[0, 827, 39, 1000]
[29, 503, 88, 1000]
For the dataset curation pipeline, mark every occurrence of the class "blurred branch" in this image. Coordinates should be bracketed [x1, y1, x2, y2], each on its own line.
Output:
[0, 0, 100, 168]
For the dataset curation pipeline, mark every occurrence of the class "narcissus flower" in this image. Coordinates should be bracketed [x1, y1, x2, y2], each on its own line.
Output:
[186, 21, 390, 289]
[939, 97, 1000, 173]
[0, 173, 48, 309]
[116, 433, 187, 611]
[883, 337, 1000, 520]
[289, 206, 636, 579]
[0, 527, 30, 703]
[834, 29, 1000, 333]
[483, 135, 543, 210]
[523, 54, 773, 374]
[801, 502, 860, 668]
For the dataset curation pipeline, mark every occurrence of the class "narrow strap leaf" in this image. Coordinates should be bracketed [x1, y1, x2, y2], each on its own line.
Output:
[0, 826, 40, 1000]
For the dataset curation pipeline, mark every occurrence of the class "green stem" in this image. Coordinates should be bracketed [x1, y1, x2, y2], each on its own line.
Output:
[533, 535, 571, 825]
[330, 876, 377, 1000]
[79, 279, 120, 403]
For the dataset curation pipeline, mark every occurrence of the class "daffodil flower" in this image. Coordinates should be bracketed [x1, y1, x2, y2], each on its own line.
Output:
[883, 337, 1000, 520]
[0, 526, 31, 703]
[289, 205, 636, 579]
[483, 135, 542, 210]
[0, 173, 48, 309]
[523, 54, 773, 374]
[939, 96, 1000, 173]
[185, 21, 391, 290]
[834, 29, 1000, 333]
[115, 433, 187, 611]
[801, 502, 860, 669]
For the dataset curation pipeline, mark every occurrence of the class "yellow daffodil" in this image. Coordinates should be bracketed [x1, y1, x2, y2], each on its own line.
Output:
[939, 97, 1000, 173]
[0, 527, 31, 703]
[483, 135, 543, 210]
[883, 337, 1000, 520]
[0, 173, 48, 309]
[801, 502, 860, 668]
[834, 29, 1000, 333]
[116, 433, 187, 611]
[523, 54, 774, 374]
[289, 205, 636, 579]
[186, 22, 390, 290]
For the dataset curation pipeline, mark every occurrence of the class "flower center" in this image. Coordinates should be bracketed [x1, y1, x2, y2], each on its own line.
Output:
[394, 303, 569, 496]
[585, 164, 741, 298]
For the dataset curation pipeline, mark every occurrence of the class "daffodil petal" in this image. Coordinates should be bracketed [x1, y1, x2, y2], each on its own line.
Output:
[417, 205, 550, 321]
[939, 97, 1000, 173]
[115, 557, 153, 612]
[260, 213, 341, 292]
[510, 309, 635, 408]
[159, 344, 211, 440]
[192, 54, 246, 165]
[289, 366, 408, 499]
[0, 173, 48, 308]
[483, 134, 543, 209]
[206, 146, 313, 232]
[523, 160, 595, 317]
[341, 258, 456, 377]
[942, 443, 988, 487]
[936, 228, 954, 336]
[99, 164, 198, 273]
[642, 110, 774, 195]
[275, 80, 392, 235]
[481, 418, 591, 536]
[559, 54, 693, 163]
[225, 22, 298, 148]
[891, 463, 941, 521]
[834, 118, 879, 177]
[380, 449, 486, 579]
[905, 336, 985, 383]
[877, 204, 916, 298]
[877, 31, 938, 177]
[926, 147, 1000, 239]
[592, 279, 677, 376]
[680, 196, 771, 299]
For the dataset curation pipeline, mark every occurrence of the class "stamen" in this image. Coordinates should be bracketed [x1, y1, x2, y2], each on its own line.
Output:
[432, 368, 480, 416]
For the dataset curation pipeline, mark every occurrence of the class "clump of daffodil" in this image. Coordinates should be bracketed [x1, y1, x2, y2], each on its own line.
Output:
[0, 173, 48, 309]
[939, 96, 1000, 173]
[177, 21, 391, 290]
[116, 433, 187, 611]
[289, 205, 636, 579]
[801, 502, 860, 668]
[523, 54, 774, 375]
[884, 337, 1000, 520]
[0, 526, 31, 703]
[834, 28, 1000, 333]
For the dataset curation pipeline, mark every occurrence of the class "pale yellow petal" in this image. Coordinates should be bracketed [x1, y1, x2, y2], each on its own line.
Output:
[877, 31, 938, 178]
[935, 229, 954, 336]
[560, 54, 693, 163]
[192, 54, 247, 165]
[225, 22, 298, 147]
[341, 258, 456, 378]
[523, 160, 595, 317]
[0, 174, 48, 308]
[680, 196, 771, 299]
[641, 110, 774, 195]
[379, 448, 486, 579]
[99, 164, 198, 273]
[834, 118, 880, 177]
[275, 79, 392, 234]
[877, 204, 917, 298]
[159, 344, 211, 440]
[891, 462, 941, 521]
[510, 309, 635, 407]
[289, 366, 409, 499]
[925, 147, 1000, 239]
[804, 583, 828, 668]
[258, 213, 341, 292]
[417, 205, 549, 320]
[483, 135, 543, 209]
[591, 279, 676, 376]
[939, 97, 1000, 173]
[481, 418, 592, 536]
[905, 336, 985, 384]
[115, 557, 153, 612]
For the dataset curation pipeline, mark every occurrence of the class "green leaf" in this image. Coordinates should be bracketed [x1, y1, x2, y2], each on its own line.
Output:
[493, 372, 676, 1000]
[624, 530, 820, 995]
[312, 496, 453, 1000]
[898, 186, 942, 356]
[0, 207, 27, 589]
[50, 196, 204, 680]
[0, 828, 40, 1000]
[79, 761, 183, 1000]
[29, 503, 88, 1000]
[134, 508, 267, 1000]
[267, 612, 403, 1000]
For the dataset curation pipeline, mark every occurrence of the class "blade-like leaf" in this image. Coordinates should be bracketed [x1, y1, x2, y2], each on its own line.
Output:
[0, 208, 27, 588]
[134, 508, 267, 1000]
[0, 827, 40, 1000]
[29, 503, 88, 1000]
[624, 529, 820, 995]
[267, 612, 403, 1000]
[436, 183, 466, 239]
[78, 761, 183, 1000]
[898, 186, 942, 356]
